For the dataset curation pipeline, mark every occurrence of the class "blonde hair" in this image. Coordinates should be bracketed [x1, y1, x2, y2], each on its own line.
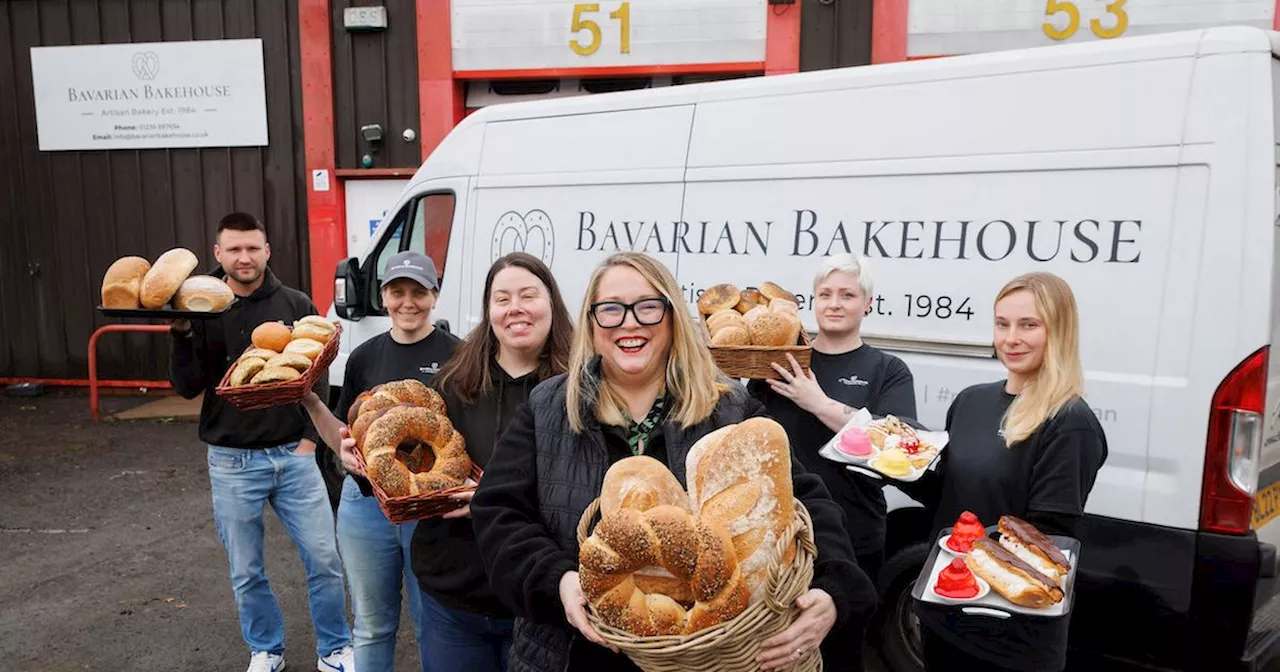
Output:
[566, 252, 732, 433]
[997, 272, 1085, 447]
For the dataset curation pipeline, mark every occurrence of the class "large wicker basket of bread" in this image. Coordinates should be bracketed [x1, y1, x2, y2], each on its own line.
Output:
[575, 418, 820, 672]
[348, 379, 482, 523]
[698, 282, 812, 381]
[214, 317, 342, 411]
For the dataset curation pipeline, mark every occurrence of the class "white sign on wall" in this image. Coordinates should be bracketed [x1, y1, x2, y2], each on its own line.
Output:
[345, 179, 410, 258]
[451, 0, 766, 73]
[30, 39, 268, 151]
[908, 0, 1274, 58]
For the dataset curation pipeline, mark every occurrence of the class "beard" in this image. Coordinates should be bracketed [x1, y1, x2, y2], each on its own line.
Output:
[228, 266, 264, 284]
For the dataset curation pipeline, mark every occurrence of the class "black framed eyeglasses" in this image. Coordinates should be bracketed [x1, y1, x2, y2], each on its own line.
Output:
[590, 297, 671, 328]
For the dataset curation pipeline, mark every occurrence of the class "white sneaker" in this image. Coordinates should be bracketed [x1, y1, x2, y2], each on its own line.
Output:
[246, 651, 286, 672]
[317, 645, 353, 672]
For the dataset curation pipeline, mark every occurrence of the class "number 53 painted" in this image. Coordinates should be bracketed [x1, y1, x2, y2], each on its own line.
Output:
[1043, 0, 1128, 41]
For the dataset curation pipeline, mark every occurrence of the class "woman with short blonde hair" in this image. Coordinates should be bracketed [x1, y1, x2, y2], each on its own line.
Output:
[912, 271, 1108, 672]
[472, 251, 878, 672]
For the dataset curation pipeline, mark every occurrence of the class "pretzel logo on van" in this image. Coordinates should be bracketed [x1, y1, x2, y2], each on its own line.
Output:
[492, 210, 555, 267]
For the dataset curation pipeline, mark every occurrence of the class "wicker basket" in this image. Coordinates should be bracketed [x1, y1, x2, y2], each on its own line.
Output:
[353, 445, 483, 524]
[702, 319, 813, 381]
[214, 322, 342, 411]
[574, 498, 821, 672]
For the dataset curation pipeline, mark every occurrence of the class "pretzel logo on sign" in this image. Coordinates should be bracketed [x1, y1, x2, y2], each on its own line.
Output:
[491, 209, 555, 268]
[131, 51, 160, 81]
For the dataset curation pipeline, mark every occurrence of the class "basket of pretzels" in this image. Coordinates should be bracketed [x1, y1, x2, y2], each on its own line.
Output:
[215, 316, 342, 411]
[697, 282, 812, 381]
[348, 379, 482, 523]
[574, 418, 819, 672]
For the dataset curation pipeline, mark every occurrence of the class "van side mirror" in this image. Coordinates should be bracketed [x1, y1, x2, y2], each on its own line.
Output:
[334, 257, 366, 320]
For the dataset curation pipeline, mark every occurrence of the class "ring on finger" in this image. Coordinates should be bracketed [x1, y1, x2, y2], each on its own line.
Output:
[793, 647, 806, 660]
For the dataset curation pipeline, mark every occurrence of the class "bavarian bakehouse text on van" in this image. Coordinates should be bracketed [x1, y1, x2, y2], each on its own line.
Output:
[575, 210, 1144, 264]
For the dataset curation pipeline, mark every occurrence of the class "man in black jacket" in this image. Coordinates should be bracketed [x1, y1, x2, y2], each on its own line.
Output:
[169, 213, 352, 672]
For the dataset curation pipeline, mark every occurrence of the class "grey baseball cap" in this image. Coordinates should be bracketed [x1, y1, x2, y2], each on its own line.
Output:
[381, 251, 439, 291]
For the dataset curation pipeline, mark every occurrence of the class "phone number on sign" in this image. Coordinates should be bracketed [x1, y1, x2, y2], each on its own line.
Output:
[871, 294, 975, 320]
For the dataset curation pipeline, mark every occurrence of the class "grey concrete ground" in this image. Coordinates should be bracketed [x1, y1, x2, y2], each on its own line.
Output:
[0, 390, 417, 671]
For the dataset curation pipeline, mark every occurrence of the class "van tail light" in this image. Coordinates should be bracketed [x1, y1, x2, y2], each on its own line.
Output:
[1200, 347, 1268, 535]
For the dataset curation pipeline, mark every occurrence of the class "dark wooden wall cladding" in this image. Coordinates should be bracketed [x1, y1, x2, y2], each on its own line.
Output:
[331, 0, 421, 169]
[799, 0, 873, 72]
[0, 0, 308, 382]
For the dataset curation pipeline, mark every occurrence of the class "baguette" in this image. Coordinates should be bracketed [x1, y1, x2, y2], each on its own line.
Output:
[101, 256, 152, 309]
[965, 538, 1064, 608]
[140, 248, 199, 309]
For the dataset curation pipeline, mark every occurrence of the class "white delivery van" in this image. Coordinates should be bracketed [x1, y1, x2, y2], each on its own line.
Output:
[327, 27, 1280, 671]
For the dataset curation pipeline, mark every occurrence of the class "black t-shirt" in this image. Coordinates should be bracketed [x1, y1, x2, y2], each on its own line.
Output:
[918, 381, 1108, 672]
[749, 344, 917, 553]
[335, 329, 460, 421]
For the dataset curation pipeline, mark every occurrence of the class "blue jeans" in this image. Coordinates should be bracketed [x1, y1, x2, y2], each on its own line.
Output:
[418, 589, 514, 672]
[337, 476, 429, 671]
[207, 444, 351, 658]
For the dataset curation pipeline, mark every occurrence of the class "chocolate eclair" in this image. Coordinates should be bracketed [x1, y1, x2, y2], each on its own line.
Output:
[998, 515, 1071, 583]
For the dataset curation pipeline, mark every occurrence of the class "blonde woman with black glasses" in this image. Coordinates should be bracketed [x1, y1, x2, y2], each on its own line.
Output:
[908, 272, 1108, 672]
[471, 251, 878, 672]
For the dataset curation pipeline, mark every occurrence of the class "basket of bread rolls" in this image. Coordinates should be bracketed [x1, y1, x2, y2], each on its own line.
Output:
[214, 316, 342, 411]
[347, 379, 483, 523]
[697, 282, 812, 380]
[99, 248, 235, 317]
[575, 418, 819, 672]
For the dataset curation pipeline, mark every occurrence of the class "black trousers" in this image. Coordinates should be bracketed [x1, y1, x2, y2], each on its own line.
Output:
[819, 548, 884, 672]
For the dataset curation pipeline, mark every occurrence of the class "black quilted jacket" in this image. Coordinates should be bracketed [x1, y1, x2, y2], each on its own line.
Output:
[470, 369, 877, 672]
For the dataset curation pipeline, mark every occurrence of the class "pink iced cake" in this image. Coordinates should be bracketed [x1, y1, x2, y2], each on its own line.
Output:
[838, 428, 874, 457]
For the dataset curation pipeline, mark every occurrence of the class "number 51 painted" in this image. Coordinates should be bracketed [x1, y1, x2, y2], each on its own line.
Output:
[570, 2, 631, 56]
[1043, 0, 1128, 41]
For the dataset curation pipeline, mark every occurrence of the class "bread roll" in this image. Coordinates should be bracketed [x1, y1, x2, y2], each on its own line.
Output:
[769, 298, 799, 315]
[707, 310, 746, 335]
[779, 312, 802, 346]
[748, 312, 794, 347]
[230, 357, 266, 386]
[599, 455, 690, 517]
[697, 284, 741, 316]
[295, 315, 336, 335]
[284, 338, 325, 360]
[253, 323, 292, 352]
[292, 323, 333, 344]
[251, 366, 302, 385]
[265, 352, 313, 373]
[711, 326, 751, 346]
[101, 257, 152, 309]
[685, 418, 795, 601]
[139, 248, 199, 309]
[759, 281, 797, 304]
[742, 305, 770, 326]
[239, 347, 281, 362]
[172, 276, 233, 312]
[740, 288, 766, 308]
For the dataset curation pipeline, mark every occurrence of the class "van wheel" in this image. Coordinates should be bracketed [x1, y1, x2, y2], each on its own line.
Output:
[873, 542, 929, 672]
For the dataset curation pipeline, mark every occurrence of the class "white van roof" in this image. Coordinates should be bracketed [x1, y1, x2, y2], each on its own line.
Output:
[410, 26, 1278, 185]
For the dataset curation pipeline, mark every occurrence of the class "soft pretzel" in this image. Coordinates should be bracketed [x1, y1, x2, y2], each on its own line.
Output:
[578, 505, 751, 636]
[360, 405, 472, 496]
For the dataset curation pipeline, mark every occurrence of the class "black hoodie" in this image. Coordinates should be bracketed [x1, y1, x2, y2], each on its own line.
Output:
[169, 268, 324, 449]
[409, 361, 537, 617]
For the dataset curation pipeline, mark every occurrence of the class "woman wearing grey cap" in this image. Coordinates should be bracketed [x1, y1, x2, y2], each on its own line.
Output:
[302, 250, 460, 672]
